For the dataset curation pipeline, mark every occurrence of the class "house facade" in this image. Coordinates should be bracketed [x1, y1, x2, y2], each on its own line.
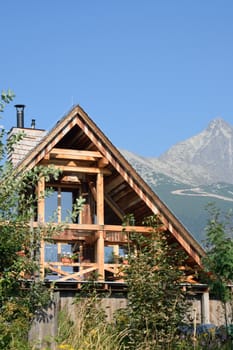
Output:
[9, 105, 214, 326]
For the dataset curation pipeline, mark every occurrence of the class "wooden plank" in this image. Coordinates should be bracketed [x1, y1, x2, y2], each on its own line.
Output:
[40, 240, 45, 279]
[105, 175, 124, 192]
[37, 176, 45, 222]
[122, 196, 142, 210]
[104, 193, 125, 221]
[50, 148, 103, 160]
[98, 157, 109, 168]
[51, 165, 111, 175]
[88, 181, 97, 200]
[57, 266, 98, 282]
[37, 176, 45, 279]
[96, 172, 105, 280]
[96, 230, 105, 281]
[105, 231, 128, 243]
[105, 225, 155, 233]
[33, 222, 155, 233]
[97, 172, 104, 225]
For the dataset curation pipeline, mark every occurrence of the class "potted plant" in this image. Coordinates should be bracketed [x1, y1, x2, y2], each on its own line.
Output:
[61, 252, 79, 264]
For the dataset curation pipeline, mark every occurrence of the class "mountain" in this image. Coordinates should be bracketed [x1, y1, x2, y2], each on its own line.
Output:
[121, 118, 233, 245]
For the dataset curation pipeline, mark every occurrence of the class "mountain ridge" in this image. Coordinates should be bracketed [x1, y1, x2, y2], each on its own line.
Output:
[122, 118, 233, 186]
[121, 118, 233, 244]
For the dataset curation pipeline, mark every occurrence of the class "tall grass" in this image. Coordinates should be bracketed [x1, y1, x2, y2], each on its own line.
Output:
[56, 303, 233, 350]
[56, 292, 126, 350]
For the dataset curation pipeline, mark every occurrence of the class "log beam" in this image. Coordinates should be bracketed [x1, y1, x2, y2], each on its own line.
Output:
[37, 176, 45, 279]
[50, 148, 103, 160]
[51, 164, 111, 175]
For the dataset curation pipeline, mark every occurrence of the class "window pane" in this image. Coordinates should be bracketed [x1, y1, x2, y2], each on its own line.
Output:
[105, 246, 114, 263]
[45, 190, 58, 222]
[61, 191, 73, 222]
[61, 243, 73, 273]
[45, 243, 58, 262]
[61, 243, 72, 256]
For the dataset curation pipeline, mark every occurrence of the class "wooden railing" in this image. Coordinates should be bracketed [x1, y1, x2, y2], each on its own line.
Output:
[44, 261, 127, 283]
[35, 222, 152, 282]
[44, 261, 98, 282]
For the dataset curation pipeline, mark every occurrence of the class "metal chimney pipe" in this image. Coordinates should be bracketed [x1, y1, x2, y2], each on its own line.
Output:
[14, 104, 25, 128]
[31, 119, 36, 129]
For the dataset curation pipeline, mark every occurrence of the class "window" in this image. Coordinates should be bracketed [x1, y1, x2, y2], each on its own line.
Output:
[45, 187, 79, 223]
[45, 242, 73, 274]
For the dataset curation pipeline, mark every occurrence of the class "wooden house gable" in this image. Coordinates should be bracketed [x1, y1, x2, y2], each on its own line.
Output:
[15, 105, 205, 269]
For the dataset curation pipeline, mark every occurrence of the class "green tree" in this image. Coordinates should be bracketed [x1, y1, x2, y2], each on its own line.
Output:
[203, 205, 233, 334]
[0, 90, 61, 349]
[0, 89, 15, 114]
[117, 215, 190, 350]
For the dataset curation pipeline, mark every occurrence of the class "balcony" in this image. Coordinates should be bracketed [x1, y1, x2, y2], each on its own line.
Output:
[36, 222, 152, 283]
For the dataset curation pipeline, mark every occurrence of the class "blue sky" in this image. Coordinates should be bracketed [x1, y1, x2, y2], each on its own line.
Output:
[1, 1, 233, 156]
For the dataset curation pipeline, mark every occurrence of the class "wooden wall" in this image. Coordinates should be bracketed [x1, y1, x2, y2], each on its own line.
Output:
[28, 290, 232, 349]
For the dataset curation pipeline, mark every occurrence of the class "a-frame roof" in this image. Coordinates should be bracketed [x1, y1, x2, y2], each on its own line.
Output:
[15, 105, 205, 267]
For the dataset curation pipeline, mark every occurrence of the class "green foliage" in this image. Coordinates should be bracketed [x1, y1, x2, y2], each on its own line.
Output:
[0, 90, 62, 349]
[203, 205, 233, 334]
[116, 215, 190, 350]
[0, 89, 15, 114]
[56, 287, 124, 350]
[55, 213, 233, 349]
[203, 206, 233, 301]
[67, 195, 86, 222]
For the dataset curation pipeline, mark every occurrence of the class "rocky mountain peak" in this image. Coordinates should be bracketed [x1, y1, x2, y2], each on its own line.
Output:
[207, 118, 232, 137]
[123, 118, 233, 186]
[122, 118, 233, 242]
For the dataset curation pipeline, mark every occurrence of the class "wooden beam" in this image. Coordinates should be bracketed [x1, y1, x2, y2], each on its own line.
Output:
[88, 181, 97, 201]
[96, 230, 105, 281]
[98, 157, 109, 168]
[97, 172, 104, 225]
[49, 164, 111, 175]
[95, 172, 105, 280]
[37, 176, 45, 279]
[123, 197, 142, 210]
[88, 181, 125, 221]
[105, 193, 125, 221]
[50, 148, 103, 160]
[33, 222, 155, 233]
[113, 187, 132, 201]
[105, 175, 124, 192]
[37, 176, 45, 223]
[40, 240, 45, 280]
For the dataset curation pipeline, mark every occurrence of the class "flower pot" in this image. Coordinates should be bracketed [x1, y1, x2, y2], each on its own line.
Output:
[61, 257, 73, 264]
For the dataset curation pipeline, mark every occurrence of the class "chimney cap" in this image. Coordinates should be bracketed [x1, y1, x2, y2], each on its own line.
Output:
[31, 119, 36, 129]
[14, 104, 26, 108]
[14, 104, 25, 128]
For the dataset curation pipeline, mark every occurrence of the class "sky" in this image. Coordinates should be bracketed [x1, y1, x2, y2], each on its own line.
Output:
[1, 1, 233, 157]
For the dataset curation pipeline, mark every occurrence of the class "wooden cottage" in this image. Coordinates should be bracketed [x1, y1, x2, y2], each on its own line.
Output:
[9, 105, 212, 324]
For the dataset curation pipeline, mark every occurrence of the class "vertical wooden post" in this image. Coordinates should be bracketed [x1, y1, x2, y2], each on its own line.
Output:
[96, 171, 104, 280]
[201, 290, 210, 324]
[37, 177, 45, 223]
[57, 188, 62, 271]
[79, 243, 84, 280]
[81, 182, 92, 224]
[113, 245, 119, 261]
[37, 177, 45, 279]
[97, 172, 104, 225]
[57, 187, 61, 222]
